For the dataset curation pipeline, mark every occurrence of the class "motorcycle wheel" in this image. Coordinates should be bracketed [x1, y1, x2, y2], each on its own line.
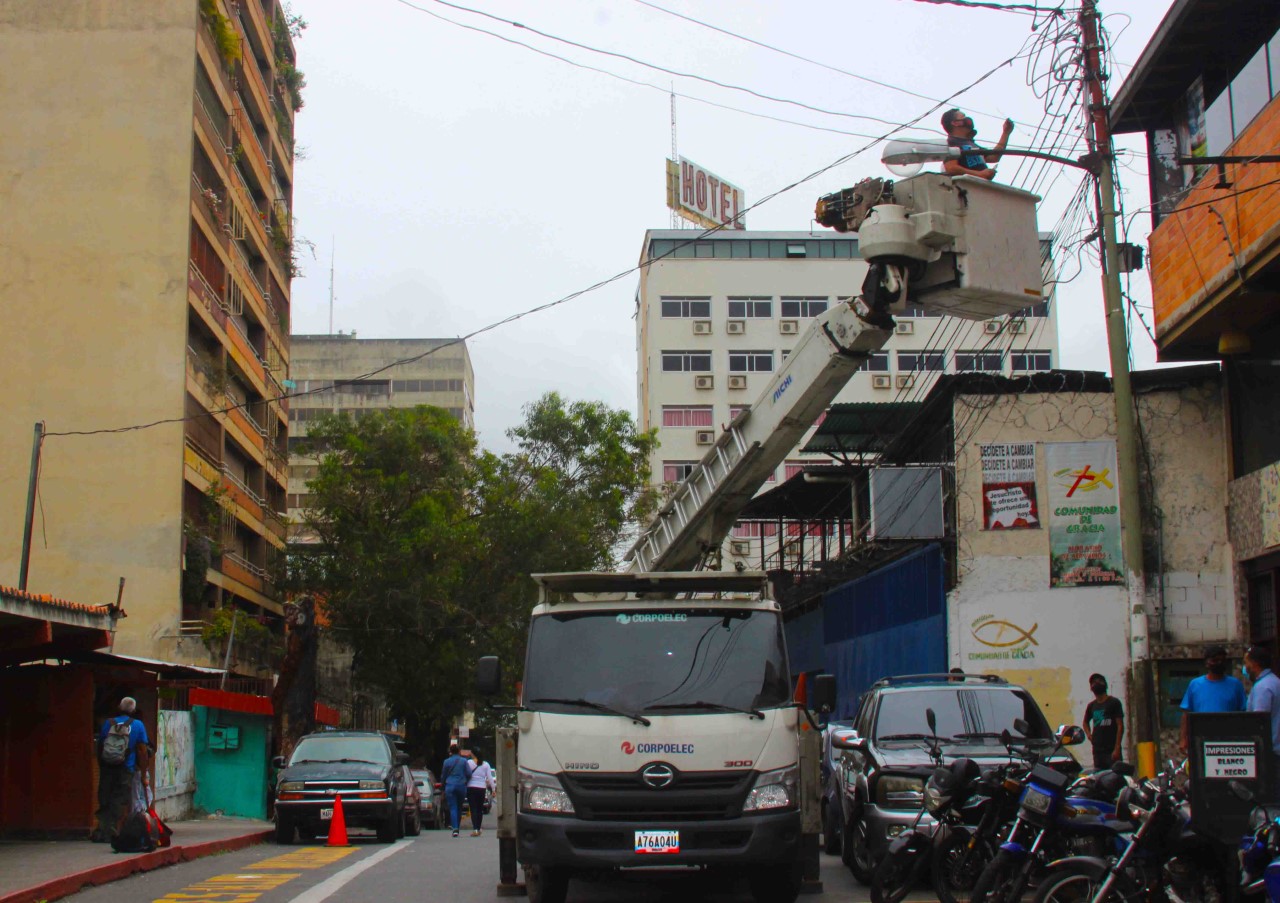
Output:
[933, 830, 994, 903]
[870, 842, 930, 903]
[969, 849, 1024, 903]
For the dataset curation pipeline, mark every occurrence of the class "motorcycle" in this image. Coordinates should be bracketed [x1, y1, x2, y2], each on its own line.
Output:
[1235, 780, 1280, 900]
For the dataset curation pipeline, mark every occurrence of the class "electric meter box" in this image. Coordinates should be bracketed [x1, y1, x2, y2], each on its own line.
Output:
[858, 174, 1044, 321]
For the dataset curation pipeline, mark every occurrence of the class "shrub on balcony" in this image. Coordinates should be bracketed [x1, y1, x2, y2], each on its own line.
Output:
[201, 606, 282, 664]
[200, 0, 242, 68]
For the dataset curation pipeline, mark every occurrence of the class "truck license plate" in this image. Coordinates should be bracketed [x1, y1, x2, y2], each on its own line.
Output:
[634, 830, 679, 854]
[320, 808, 333, 821]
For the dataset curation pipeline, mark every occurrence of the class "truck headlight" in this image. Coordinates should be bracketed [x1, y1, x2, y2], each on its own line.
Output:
[278, 782, 304, 793]
[876, 775, 925, 809]
[518, 768, 575, 815]
[358, 780, 384, 791]
[743, 765, 798, 812]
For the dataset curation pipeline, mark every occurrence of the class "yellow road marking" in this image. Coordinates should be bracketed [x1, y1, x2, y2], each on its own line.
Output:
[152, 871, 299, 901]
[251, 847, 359, 869]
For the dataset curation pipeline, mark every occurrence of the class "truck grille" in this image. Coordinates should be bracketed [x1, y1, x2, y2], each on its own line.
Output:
[560, 770, 753, 822]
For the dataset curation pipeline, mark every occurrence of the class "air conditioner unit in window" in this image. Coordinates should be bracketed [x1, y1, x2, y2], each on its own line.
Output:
[1010, 320, 1028, 333]
[694, 375, 714, 390]
[730, 541, 751, 557]
[779, 320, 798, 335]
[726, 320, 745, 335]
[984, 320, 1003, 334]
[693, 320, 712, 335]
[895, 321, 915, 334]
[695, 430, 715, 445]
[872, 374, 892, 389]
[896, 374, 916, 389]
[728, 375, 748, 390]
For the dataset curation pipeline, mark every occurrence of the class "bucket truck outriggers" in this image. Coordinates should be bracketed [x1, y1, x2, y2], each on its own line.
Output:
[478, 173, 1046, 903]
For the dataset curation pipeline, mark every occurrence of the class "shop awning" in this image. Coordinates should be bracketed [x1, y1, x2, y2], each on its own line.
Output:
[0, 585, 116, 666]
[802, 402, 921, 457]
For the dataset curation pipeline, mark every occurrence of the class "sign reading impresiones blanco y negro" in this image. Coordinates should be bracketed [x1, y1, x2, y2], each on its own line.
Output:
[665, 157, 746, 230]
[1202, 741, 1257, 778]
[1046, 441, 1124, 588]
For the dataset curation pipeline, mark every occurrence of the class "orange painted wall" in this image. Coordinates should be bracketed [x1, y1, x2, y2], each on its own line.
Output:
[1149, 93, 1280, 340]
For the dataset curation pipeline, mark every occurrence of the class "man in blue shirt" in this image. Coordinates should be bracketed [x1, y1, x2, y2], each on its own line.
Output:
[92, 697, 150, 843]
[941, 109, 1014, 181]
[1180, 644, 1247, 754]
[1245, 646, 1280, 778]
[439, 743, 474, 838]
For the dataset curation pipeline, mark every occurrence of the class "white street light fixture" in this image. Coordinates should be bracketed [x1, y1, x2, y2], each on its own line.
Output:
[880, 138, 1098, 175]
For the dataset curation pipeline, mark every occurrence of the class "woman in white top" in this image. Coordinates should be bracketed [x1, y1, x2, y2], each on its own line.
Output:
[465, 749, 496, 836]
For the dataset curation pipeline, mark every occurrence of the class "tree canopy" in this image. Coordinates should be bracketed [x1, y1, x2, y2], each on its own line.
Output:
[292, 393, 655, 760]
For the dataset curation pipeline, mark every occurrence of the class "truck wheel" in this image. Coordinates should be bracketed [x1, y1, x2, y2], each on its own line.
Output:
[524, 864, 570, 903]
[376, 810, 399, 843]
[274, 815, 294, 845]
[748, 862, 802, 903]
[823, 800, 842, 855]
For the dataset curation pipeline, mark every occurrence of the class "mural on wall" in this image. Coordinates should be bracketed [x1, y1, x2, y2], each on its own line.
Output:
[155, 709, 195, 799]
[980, 443, 1039, 530]
[1046, 441, 1124, 587]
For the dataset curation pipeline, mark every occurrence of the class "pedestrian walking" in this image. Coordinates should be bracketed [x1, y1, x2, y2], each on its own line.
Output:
[1180, 643, 1247, 753]
[1082, 674, 1124, 769]
[466, 749, 496, 836]
[91, 697, 150, 843]
[440, 743, 474, 838]
[1245, 646, 1280, 782]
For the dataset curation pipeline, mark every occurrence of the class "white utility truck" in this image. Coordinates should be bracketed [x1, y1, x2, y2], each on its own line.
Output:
[478, 174, 1046, 903]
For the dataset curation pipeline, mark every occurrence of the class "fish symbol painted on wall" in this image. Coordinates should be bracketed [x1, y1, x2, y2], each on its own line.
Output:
[972, 619, 1040, 648]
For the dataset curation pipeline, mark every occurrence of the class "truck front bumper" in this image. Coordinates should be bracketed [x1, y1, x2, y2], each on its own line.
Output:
[517, 810, 801, 869]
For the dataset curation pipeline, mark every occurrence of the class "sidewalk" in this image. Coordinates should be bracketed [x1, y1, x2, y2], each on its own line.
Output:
[0, 817, 273, 903]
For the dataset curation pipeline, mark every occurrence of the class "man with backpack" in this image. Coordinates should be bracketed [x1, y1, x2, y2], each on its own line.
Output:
[92, 697, 150, 844]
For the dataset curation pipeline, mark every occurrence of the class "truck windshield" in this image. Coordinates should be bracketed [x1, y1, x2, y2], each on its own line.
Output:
[289, 736, 391, 766]
[524, 608, 790, 716]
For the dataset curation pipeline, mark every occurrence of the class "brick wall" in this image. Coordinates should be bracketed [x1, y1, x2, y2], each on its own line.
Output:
[1149, 94, 1280, 342]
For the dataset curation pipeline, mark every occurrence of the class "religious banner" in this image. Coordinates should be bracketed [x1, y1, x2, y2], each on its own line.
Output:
[1046, 441, 1125, 588]
[980, 442, 1039, 530]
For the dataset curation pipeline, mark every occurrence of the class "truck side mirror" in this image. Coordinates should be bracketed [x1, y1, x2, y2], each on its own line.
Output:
[808, 674, 836, 714]
[476, 656, 502, 697]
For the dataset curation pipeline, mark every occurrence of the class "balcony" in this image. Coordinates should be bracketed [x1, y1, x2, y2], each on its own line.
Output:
[1228, 459, 1280, 561]
[221, 463, 265, 519]
[233, 107, 272, 193]
[191, 174, 226, 232]
[194, 86, 229, 150]
[188, 262, 229, 332]
[222, 551, 267, 594]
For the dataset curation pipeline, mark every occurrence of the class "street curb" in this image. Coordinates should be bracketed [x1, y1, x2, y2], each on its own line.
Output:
[0, 829, 274, 903]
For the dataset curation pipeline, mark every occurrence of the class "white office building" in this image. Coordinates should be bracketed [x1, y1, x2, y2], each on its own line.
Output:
[635, 229, 1059, 565]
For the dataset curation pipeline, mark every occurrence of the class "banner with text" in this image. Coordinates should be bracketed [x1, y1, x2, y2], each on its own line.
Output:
[1046, 441, 1124, 587]
[980, 442, 1039, 530]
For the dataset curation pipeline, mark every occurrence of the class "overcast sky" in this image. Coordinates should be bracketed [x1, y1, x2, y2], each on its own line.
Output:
[287, 0, 1173, 453]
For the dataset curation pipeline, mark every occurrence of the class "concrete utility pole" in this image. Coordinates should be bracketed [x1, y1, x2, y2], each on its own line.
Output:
[18, 421, 45, 591]
[1080, 0, 1153, 754]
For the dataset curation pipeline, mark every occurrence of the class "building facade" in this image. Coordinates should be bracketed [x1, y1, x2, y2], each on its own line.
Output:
[0, 1, 298, 666]
[285, 335, 475, 531]
[1111, 0, 1280, 654]
[635, 229, 1059, 566]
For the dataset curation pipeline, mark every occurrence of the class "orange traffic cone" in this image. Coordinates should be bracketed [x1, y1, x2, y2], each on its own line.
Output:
[327, 794, 350, 846]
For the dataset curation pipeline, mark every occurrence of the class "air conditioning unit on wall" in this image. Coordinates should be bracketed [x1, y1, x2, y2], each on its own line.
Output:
[984, 320, 1003, 334]
[728, 375, 748, 390]
[694, 375, 714, 390]
[897, 374, 916, 389]
[693, 320, 712, 335]
[896, 321, 915, 334]
[730, 541, 751, 557]
[1010, 320, 1028, 333]
[695, 430, 715, 445]
[779, 320, 798, 335]
[726, 320, 745, 335]
[872, 374, 892, 389]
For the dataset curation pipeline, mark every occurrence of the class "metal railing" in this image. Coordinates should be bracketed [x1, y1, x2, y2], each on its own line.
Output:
[220, 463, 265, 506]
[224, 549, 268, 579]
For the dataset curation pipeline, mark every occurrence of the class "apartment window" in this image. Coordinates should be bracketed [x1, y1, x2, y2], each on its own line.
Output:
[781, 349, 791, 361]
[780, 297, 828, 318]
[392, 379, 464, 392]
[859, 352, 890, 372]
[663, 461, 698, 483]
[786, 243, 807, 258]
[729, 405, 750, 420]
[784, 461, 807, 481]
[661, 297, 712, 318]
[727, 297, 772, 318]
[662, 405, 714, 427]
[661, 350, 712, 372]
[1011, 350, 1052, 372]
[765, 469, 777, 483]
[956, 351, 1005, 372]
[733, 522, 779, 538]
[729, 350, 774, 373]
[651, 239, 858, 259]
[334, 379, 390, 396]
[898, 351, 946, 372]
[1203, 29, 1280, 156]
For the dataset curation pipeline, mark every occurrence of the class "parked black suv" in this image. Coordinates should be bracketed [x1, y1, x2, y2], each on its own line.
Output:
[274, 731, 410, 843]
[831, 673, 1062, 883]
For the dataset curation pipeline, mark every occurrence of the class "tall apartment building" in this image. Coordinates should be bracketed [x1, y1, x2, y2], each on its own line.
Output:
[0, 1, 298, 666]
[286, 336, 476, 535]
[635, 229, 1058, 565]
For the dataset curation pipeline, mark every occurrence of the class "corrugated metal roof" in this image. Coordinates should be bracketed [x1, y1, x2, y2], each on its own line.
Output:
[802, 403, 921, 456]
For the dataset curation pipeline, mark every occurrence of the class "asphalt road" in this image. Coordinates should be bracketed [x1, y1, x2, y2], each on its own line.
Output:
[62, 825, 906, 902]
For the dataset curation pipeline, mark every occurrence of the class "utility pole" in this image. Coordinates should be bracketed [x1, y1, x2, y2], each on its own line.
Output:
[18, 421, 45, 591]
[1080, 0, 1153, 754]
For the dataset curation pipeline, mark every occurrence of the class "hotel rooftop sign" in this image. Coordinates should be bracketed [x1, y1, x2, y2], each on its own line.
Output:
[665, 156, 746, 230]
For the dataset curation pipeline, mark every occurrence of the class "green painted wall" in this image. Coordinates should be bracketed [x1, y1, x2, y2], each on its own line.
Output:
[192, 705, 269, 819]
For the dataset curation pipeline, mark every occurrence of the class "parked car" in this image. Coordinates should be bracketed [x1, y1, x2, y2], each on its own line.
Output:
[832, 673, 1064, 884]
[411, 768, 442, 829]
[821, 719, 856, 855]
[273, 731, 410, 844]
[400, 765, 422, 836]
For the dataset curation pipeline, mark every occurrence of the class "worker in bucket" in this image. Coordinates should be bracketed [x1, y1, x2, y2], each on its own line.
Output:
[941, 109, 1014, 181]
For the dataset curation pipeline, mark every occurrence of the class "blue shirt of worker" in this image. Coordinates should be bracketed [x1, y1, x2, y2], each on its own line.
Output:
[98, 714, 150, 771]
[1248, 668, 1280, 752]
[947, 136, 988, 172]
[1181, 673, 1247, 715]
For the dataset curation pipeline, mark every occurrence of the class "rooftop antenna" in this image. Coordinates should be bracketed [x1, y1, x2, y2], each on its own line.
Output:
[670, 84, 680, 229]
[328, 236, 335, 335]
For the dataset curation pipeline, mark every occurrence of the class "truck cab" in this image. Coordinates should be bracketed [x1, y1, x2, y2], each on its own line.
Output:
[484, 571, 826, 903]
